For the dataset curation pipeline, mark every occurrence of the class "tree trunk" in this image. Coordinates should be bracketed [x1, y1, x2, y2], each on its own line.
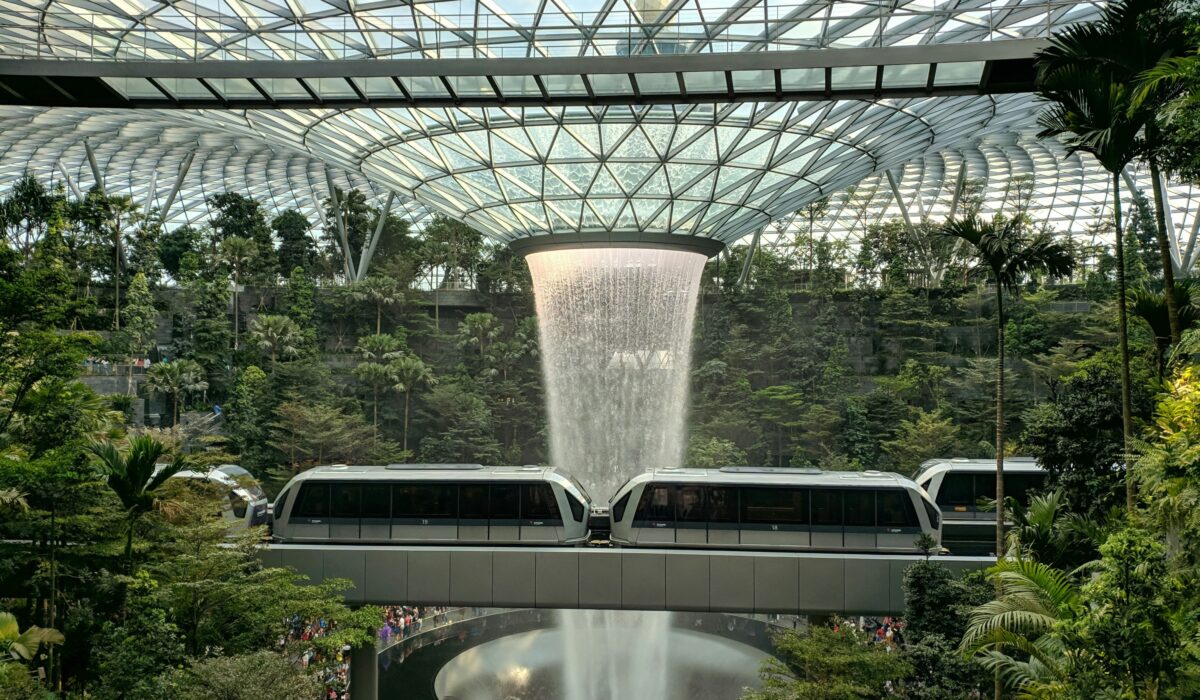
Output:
[232, 285, 240, 351]
[1113, 173, 1136, 511]
[995, 286, 1006, 561]
[125, 520, 135, 574]
[377, 304, 382, 335]
[372, 386, 379, 441]
[1148, 154, 1181, 344]
[113, 238, 121, 331]
[403, 391, 411, 455]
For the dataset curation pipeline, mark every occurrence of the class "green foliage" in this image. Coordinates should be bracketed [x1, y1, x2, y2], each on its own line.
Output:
[225, 366, 273, 474]
[160, 651, 323, 700]
[687, 435, 748, 468]
[418, 379, 501, 463]
[882, 409, 961, 475]
[902, 561, 989, 644]
[90, 575, 185, 700]
[743, 623, 910, 700]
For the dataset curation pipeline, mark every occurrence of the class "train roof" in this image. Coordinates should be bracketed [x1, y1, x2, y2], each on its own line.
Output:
[285, 464, 564, 484]
[913, 457, 1044, 481]
[630, 467, 920, 489]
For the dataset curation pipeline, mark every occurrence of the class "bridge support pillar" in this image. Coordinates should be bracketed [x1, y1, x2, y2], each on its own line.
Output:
[349, 642, 379, 700]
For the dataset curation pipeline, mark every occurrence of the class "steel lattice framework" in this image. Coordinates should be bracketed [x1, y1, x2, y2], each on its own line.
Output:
[0, 0, 1195, 273]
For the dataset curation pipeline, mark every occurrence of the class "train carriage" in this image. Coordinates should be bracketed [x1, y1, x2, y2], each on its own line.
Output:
[271, 464, 591, 545]
[608, 467, 940, 553]
[913, 457, 1048, 555]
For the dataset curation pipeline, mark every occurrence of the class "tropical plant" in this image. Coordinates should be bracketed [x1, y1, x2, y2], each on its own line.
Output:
[247, 314, 302, 363]
[350, 275, 405, 335]
[88, 435, 188, 571]
[941, 216, 1075, 557]
[1128, 281, 1199, 378]
[0, 611, 63, 662]
[144, 360, 209, 426]
[457, 312, 502, 359]
[390, 354, 435, 453]
[1003, 489, 1112, 569]
[217, 236, 257, 350]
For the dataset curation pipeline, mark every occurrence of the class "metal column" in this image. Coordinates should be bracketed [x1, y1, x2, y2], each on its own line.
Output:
[84, 140, 104, 193]
[737, 225, 764, 287]
[159, 151, 195, 224]
[355, 190, 395, 281]
[349, 643, 379, 700]
[325, 168, 356, 281]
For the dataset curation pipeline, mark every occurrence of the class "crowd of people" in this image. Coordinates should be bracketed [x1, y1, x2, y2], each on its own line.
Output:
[379, 605, 452, 646]
[838, 615, 905, 649]
[281, 615, 351, 700]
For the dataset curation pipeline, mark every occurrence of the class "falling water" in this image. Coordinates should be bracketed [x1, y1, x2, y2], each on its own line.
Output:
[526, 246, 708, 700]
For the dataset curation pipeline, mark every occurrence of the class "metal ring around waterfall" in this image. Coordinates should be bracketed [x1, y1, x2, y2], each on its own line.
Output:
[508, 232, 725, 258]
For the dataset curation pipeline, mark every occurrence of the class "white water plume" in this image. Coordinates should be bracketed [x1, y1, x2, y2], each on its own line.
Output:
[526, 245, 708, 700]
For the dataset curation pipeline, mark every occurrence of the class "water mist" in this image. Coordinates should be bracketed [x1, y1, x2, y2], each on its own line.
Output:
[525, 245, 708, 700]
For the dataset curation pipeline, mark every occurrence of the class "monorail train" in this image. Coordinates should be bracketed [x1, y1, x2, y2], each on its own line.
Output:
[271, 464, 591, 544]
[169, 463, 270, 529]
[608, 467, 941, 553]
[913, 457, 1047, 555]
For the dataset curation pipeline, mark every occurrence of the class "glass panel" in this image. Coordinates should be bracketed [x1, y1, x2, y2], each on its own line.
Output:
[566, 492, 585, 522]
[446, 75, 495, 97]
[830, 65, 876, 89]
[490, 483, 520, 519]
[292, 483, 329, 518]
[206, 78, 262, 99]
[611, 491, 632, 522]
[634, 483, 673, 522]
[101, 77, 165, 99]
[331, 483, 360, 518]
[352, 76, 404, 98]
[811, 489, 842, 526]
[461, 484, 489, 519]
[399, 75, 449, 97]
[521, 484, 559, 519]
[877, 489, 919, 528]
[780, 68, 823, 91]
[229, 491, 248, 519]
[731, 69, 773, 91]
[934, 61, 985, 86]
[741, 488, 807, 525]
[844, 489, 875, 527]
[393, 483, 457, 518]
[272, 487, 290, 519]
[361, 484, 390, 518]
[1005, 473, 1044, 505]
[882, 63, 929, 88]
[675, 484, 705, 521]
[635, 72, 679, 94]
[307, 77, 358, 98]
[493, 74, 542, 97]
[707, 487, 737, 523]
[540, 74, 588, 95]
[257, 78, 310, 99]
[974, 473, 997, 502]
[941, 473, 973, 505]
[923, 500, 940, 529]
[682, 71, 727, 93]
[154, 78, 215, 100]
[588, 73, 630, 95]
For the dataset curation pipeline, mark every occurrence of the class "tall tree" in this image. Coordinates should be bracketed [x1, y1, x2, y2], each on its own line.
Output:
[350, 275, 404, 335]
[390, 354, 435, 454]
[941, 216, 1075, 561]
[0, 172, 61, 263]
[144, 360, 209, 426]
[121, 272, 158, 394]
[217, 236, 257, 352]
[247, 315, 301, 364]
[271, 210, 314, 275]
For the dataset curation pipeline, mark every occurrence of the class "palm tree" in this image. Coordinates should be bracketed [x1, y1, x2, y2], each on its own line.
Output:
[457, 312, 502, 359]
[88, 436, 187, 571]
[144, 359, 209, 426]
[353, 362, 394, 438]
[1040, 0, 1192, 345]
[1038, 43, 1142, 511]
[390, 354, 435, 454]
[353, 333, 403, 438]
[248, 314, 302, 363]
[1004, 490, 1112, 570]
[1129, 281, 1199, 378]
[960, 558, 1081, 695]
[350, 275, 404, 335]
[218, 236, 257, 351]
[0, 611, 64, 662]
[942, 216, 1075, 561]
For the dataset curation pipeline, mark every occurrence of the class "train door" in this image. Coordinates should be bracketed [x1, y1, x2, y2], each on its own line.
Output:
[632, 483, 674, 544]
[810, 489, 843, 549]
[488, 483, 520, 542]
[876, 489, 920, 550]
[329, 483, 361, 540]
[458, 484, 490, 543]
[674, 484, 707, 545]
[359, 483, 391, 541]
[392, 483, 458, 541]
[287, 482, 331, 540]
[706, 486, 739, 546]
[519, 483, 562, 543]
[843, 489, 877, 550]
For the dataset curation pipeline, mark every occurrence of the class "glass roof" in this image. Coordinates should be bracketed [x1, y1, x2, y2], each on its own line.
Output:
[0, 0, 1195, 274]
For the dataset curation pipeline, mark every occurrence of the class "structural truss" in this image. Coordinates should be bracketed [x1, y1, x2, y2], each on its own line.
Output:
[0, 0, 1195, 274]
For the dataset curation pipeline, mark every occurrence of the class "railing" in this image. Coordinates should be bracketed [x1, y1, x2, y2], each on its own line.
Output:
[0, 1, 1101, 61]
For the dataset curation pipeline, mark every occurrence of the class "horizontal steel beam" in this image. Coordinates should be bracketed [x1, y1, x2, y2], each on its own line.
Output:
[260, 544, 990, 615]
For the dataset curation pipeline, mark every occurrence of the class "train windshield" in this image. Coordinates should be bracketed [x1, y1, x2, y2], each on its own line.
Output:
[564, 474, 591, 503]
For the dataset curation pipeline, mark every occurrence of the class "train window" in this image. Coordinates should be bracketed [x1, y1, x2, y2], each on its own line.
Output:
[292, 483, 330, 519]
[877, 490, 919, 528]
[1005, 474, 1043, 505]
[974, 474, 997, 502]
[566, 492, 586, 522]
[941, 473, 973, 506]
[521, 484, 559, 520]
[611, 491, 632, 522]
[331, 484, 360, 518]
[741, 488, 807, 525]
[635, 484, 673, 523]
[361, 484, 390, 519]
[676, 485, 705, 522]
[491, 484, 520, 520]
[272, 487, 291, 519]
[923, 499, 940, 529]
[811, 489, 842, 526]
[229, 492, 248, 519]
[843, 490, 875, 527]
[707, 487, 737, 523]
[393, 483, 457, 519]
[460, 484, 489, 520]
